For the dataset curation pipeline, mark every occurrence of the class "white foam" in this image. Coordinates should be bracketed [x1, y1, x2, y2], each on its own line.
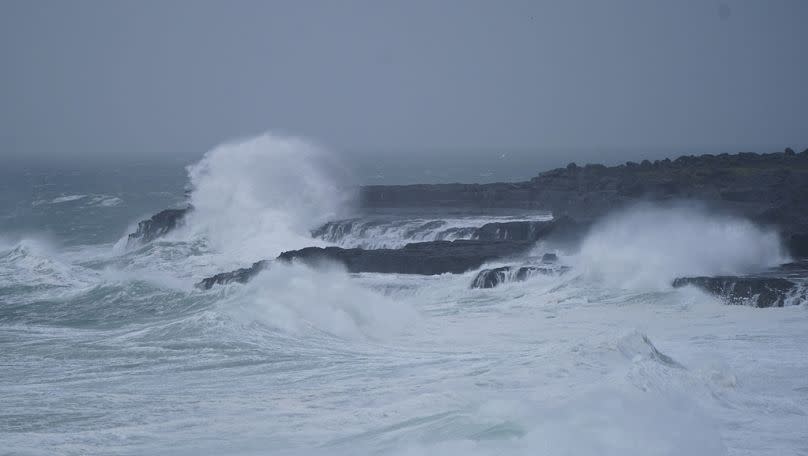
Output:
[50, 194, 87, 204]
[223, 262, 419, 341]
[574, 204, 788, 290]
[0, 238, 98, 290]
[178, 133, 352, 263]
[88, 195, 123, 207]
[32, 194, 123, 208]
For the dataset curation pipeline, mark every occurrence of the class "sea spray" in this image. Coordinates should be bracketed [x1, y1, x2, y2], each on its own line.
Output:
[575, 203, 788, 289]
[180, 133, 353, 262]
[221, 261, 419, 340]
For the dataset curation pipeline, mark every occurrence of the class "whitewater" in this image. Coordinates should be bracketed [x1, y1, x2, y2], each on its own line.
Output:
[1, 134, 807, 456]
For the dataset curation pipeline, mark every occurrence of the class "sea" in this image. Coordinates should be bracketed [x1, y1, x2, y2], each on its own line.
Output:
[1, 134, 807, 456]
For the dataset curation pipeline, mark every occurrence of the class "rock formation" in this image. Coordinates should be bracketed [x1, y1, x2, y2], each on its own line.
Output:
[126, 207, 190, 246]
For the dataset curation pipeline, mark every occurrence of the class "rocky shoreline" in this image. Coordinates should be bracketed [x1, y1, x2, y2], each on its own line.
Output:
[129, 149, 808, 307]
[361, 149, 808, 256]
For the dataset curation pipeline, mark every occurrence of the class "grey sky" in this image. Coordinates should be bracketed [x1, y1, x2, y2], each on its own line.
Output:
[1, 0, 806, 165]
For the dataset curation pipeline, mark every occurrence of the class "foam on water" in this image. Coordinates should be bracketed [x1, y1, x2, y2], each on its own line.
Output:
[49, 194, 88, 204]
[0, 238, 98, 291]
[2, 136, 807, 456]
[222, 262, 419, 340]
[31, 194, 124, 208]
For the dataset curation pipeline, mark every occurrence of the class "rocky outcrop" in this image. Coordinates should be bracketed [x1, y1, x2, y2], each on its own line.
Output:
[470, 264, 570, 289]
[198, 240, 536, 289]
[136, 150, 808, 257]
[672, 276, 800, 308]
[473, 218, 578, 242]
[127, 207, 190, 246]
[311, 216, 589, 247]
[360, 150, 808, 257]
[361, 150, 808, 212]
[277, 240, 534, 275]
[196, 260, 267, 290]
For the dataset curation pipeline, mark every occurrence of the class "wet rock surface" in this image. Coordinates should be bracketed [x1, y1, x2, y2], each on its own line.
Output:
[198, 240, 536, 289]
[127, 207, 190, 246]
[672, 261, 808, 307]
[672, 276, 798, 308]
[196, 260, 268, 290]
[133, 151, 808, 258]
[277, 240, 535, 275]
[470, 263, 570, 289]
[361, 151, 808, 257]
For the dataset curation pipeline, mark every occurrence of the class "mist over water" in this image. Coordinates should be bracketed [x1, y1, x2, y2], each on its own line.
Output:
[575, 204, 788, 289]
[1, 134, 807, 455]
[3, 0, 808, 451]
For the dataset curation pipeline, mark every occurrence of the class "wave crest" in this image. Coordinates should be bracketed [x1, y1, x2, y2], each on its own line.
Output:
[180, 133, 353, 261]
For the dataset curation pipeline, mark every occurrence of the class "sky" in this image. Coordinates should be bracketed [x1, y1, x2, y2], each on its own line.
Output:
[1, 0, 807, 178]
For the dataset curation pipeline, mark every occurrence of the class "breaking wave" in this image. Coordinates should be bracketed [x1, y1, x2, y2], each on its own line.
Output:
[178, 133, 353, 262]
[4, 138, 806, 455]
[223, 262, 419, 340]
[574, 204, 788, 289]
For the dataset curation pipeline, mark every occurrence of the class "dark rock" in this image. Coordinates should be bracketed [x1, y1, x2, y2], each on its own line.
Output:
[672, 276, 798, 307]
[471, 264, 570, 289]
[785, 147, 795, 156]
[473, 220, 557, 241]
[127, 207, 190, 246]
[278, 240, 534, 275]
[196, 260, 268, 290]
[200, 240, 539, 289]
[471, 266, 512, 289]
[541, 253, 558, 263]
[358, 151, 808, 236]
[786, 233, 808, 258]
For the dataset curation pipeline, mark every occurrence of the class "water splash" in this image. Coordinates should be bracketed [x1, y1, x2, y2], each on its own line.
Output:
[178, 133, 353, 262]
[575, 204, 788, 289]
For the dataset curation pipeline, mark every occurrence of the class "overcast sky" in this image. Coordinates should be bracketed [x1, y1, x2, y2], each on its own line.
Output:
[1, 0, 806, 165]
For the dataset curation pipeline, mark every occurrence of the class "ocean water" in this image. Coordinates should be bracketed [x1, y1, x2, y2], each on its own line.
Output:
[1, 135, 807, 456]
